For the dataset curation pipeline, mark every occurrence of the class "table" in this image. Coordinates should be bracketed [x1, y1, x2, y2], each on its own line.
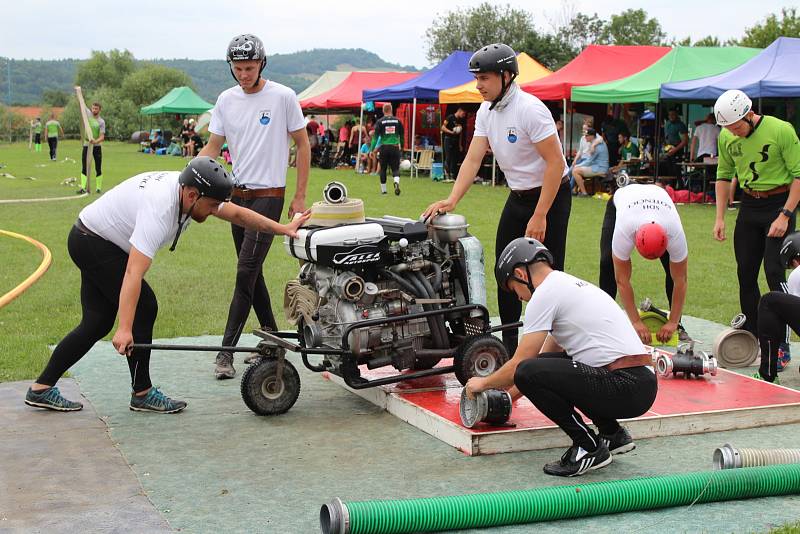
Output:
[678, 160, 719, 202]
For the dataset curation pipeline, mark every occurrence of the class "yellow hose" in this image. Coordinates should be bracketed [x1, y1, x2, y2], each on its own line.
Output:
[0, 230, 53, 309]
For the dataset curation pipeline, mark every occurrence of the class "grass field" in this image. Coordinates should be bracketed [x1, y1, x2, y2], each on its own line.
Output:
[0, 140, 760, 382]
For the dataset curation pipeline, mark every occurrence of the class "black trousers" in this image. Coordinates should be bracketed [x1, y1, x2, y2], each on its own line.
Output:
[444, 138, 460, 178]
[38, 226, 157, 393]
[496, 181, 572, 354]
[734, 192, 795, 335]
[220, 195, 285, 351]
[34, 133, 41, 144]
[758, 291, 800, 381]
[378, 145, 400, 184]
[47, 137, 58, 159]
[599, 196, 674, 304]
[515, 352, 658, 451]
[82, 145, 102, 176]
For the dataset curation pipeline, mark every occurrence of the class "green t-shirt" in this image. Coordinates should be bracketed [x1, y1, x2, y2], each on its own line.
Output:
[45, 120, 60, 138]
[620, 141, 640, 161]
[33, 121, 42, 134]
[82, 108, 106, 145]
[717, 115, 800, 191]
[664, 119, 687, 146]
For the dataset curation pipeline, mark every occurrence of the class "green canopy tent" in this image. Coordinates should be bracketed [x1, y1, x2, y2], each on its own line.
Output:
[571, 46, 760, 181]
[571, 46, 761, 103]
[140, 86, 214, 115]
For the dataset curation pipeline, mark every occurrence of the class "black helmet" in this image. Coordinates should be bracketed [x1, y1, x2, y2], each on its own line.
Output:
[226, 34, 267, 86]
[495, 237, 554, 292]
[468, 43, 519, 75]
[780, 232, 800, 269]
[179, 156, 233, 202]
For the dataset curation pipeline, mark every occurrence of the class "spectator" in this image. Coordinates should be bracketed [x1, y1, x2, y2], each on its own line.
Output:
[349, 120, 366, 160]
[611, 132, 640, 173]
[44, 113, 64, 161]
[572, 128, 609, 196]
[601, 113, 630, 167]
[441, 107, 466, 181]
[187, 130, 204, 156]
[568, 119, 600, 187]
[306, 115, 319, 150]
[180, 119, 193, 157]
[150, 130, 162, 155]
[691, 113, 720, 161]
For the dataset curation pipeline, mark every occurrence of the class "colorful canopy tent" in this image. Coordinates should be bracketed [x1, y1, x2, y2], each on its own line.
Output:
[438, 53, 551, 103]
[521, 45, 671, 101]
[140, 86, 214, 115]
[300, 71, 418, 113]
[297, 71, 352, 102]
[660, 37, 800, 100]
[362, 51, 474, 176]
[571, 46, 761, 103]
[362, 51, 473, 102]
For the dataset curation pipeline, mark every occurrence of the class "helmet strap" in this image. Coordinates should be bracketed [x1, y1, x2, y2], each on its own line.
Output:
[254, 59, 266, 89]
[169, 185, 199, 252]
[489, 71, 517, 111]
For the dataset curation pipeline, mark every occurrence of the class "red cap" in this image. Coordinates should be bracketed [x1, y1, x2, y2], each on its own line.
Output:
[635, 222, 668, 260]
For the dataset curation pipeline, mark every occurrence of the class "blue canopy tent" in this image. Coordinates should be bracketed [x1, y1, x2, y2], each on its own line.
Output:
[363, 51, 474, 173]
[660, 37, 800, 102]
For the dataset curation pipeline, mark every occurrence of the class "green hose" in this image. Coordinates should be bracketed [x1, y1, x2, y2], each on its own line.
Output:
[320, 464, 800, 534]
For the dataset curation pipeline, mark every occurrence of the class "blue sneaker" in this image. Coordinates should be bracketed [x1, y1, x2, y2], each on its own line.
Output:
[25, 386, 83, 411]
[129, 387, 186, 414]
[777, 343, 791, 373]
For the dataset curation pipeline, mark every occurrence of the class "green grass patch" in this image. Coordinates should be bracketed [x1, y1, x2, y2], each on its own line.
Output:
[0, 140, 765, 382]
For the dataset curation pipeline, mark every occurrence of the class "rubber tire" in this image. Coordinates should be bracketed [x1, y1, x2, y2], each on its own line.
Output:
[240, 358, 301, 416]
[454, 335, 509, 386]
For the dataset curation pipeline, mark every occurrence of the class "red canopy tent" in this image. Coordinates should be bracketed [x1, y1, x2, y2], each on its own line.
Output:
[520, 45, 671, 101]
[300, 71, 418, 113]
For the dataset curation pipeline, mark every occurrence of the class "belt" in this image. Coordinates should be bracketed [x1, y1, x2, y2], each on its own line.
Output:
[604, 353, 653, 371]
[511, 176, 570, 197]
[231, 187, 285, 200]
[743, 184, 790, 199]
[75, 218, 100, 239]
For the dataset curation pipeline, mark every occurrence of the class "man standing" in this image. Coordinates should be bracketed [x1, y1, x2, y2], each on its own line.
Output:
[691, 113, 720, 161]
[467, 238, 657, 477]
[600, 183, 689, 344]
[424, 43, 570, 356]
[601, 113, 629, 167]
[661, 108, 688, 179]
[374, 103, 404, 195]
[32, 117, 43, 153]
[24, 157, 309, 413]
[441, 107, 466, 181]
[77, 102, 106, 195]
[199, 34, 310, 379]
[713, 89, 800, 367]
[45, 113, 64, 161]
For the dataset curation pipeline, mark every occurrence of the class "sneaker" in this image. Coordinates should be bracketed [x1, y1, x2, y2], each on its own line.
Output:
[599, 427, 635, 455]
[215, 352, 236, 379]
[95, 189, 102, 194]
[543, 442, 612, 477]
[381, 191, 387, 195]
[76, 188, 87, 195]
[394, 182, 401, 196]
[25, 386, 83, 411]
[129, 387, 186, 413]
[752, 371, 780, 385]
[777, 343, 791, 372]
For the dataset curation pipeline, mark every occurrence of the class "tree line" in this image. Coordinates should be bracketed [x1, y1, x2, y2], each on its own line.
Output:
[425, 5, 800, 69]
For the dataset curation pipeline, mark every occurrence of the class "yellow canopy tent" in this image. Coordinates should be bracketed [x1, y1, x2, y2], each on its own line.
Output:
[438, 52, 551, 103]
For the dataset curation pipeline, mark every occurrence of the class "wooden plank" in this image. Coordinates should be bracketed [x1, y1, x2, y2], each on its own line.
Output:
[74, 86, 95, 193]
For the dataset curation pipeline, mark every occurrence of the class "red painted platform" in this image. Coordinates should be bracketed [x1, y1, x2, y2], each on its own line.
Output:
[325, 348, 800, 455]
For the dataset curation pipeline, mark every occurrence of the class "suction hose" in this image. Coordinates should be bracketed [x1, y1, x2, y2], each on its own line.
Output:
[320, 464, 800, 534]
[714, 444, 800, 470]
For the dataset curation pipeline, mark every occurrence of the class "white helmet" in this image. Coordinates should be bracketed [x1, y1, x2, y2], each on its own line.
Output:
[714, 89, 752, 126]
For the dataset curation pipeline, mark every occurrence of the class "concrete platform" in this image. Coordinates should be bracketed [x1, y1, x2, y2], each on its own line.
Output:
[328, 347, 800, 456]
[0, 379, 171, 533]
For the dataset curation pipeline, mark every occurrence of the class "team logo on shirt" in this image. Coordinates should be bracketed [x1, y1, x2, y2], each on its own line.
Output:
[506, 127, 517, 144]
[259, 110, 271, 126]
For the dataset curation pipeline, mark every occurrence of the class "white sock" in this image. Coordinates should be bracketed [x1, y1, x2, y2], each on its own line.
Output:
[380, 183, 387, 193]
[394, 176, 400, 184]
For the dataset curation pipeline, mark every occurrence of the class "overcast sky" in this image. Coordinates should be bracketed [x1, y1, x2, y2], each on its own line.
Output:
[4, 0, 792, 68]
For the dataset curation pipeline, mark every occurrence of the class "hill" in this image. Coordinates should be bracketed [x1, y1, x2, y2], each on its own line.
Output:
[0, 49, 417, 105]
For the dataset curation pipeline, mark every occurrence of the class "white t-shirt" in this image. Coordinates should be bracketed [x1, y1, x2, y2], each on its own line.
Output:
[79, 171, 190, 259]
[209, 80, 305, 189]
[523, 271, 647, 367]
[473, 89, 567, 190]
[612, 184, 688, 262]
[788, 265, 800, 297]
[694, 123, 720, 157]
